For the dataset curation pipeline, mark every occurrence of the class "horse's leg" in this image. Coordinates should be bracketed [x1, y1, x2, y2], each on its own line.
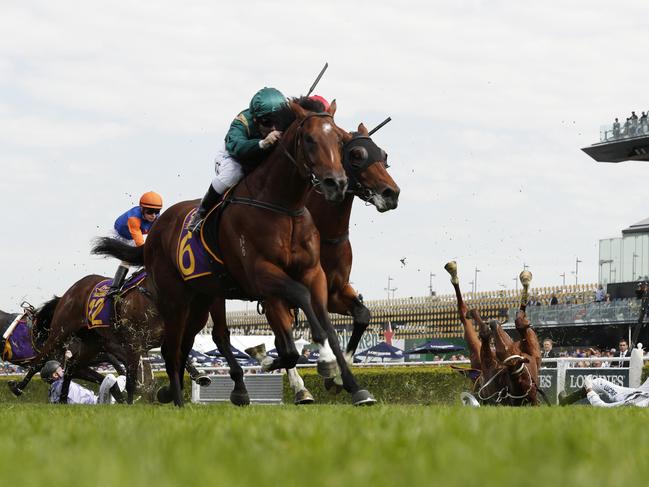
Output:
[8, 367, 37, 396]
[467, 309, 498, 371]
[445, 262, 481, 370]
[515, 311, 541, 370]
[489, 319, 516, 363]
[304, 267, 374, 405]
[157, 294, 190, 406]
[254, 263, 336, 376]
[185, 359, 211, 387]
[286, 367, 314, 404]
[101, 352, 127, 377]
[210, 298, 249, 406]
[330, 283, 370, 360]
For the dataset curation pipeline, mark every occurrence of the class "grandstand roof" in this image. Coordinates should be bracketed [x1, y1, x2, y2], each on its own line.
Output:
[622, 217, 649, 235]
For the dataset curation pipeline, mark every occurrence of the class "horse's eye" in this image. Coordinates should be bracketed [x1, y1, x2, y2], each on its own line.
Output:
[304, 135, 315, 145]
[350, 147, 368, 165]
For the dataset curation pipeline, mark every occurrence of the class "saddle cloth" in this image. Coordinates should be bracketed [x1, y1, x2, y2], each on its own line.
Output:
[85, 269, 147, 329]
[2, 314, 37, 363]
[177, 195, 247, 299]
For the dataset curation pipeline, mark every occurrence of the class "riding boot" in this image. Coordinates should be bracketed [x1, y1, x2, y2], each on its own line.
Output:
[558, 387, 587, 406]
[110, 382, 125, 403]
[107, 265, 129, 298]
[188, 184, 222, 232]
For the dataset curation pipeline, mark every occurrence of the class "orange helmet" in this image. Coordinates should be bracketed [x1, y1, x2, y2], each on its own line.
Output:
[139, 191, 163, 210]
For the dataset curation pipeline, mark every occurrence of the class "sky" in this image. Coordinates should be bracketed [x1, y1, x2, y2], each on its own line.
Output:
[1, 0, 648, 312]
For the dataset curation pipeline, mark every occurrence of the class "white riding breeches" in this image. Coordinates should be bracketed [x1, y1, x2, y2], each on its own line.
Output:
[211, 143, 244, 194]
[98, 374, 127, 404]
[587, 377, 649, 407]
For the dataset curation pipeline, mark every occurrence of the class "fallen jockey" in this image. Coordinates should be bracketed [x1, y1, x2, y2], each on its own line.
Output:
[40, 360, 126, 405]
[560, 374, 649, 407]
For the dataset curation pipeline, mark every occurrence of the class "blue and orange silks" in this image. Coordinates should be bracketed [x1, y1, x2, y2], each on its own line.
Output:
[114, 207, 155, 246]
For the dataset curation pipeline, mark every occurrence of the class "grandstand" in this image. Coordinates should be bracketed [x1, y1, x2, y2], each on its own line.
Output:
[213, 283, 598, 341]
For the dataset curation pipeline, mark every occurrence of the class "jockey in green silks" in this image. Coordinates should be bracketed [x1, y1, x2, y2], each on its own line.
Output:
[188, 87, 288, 230]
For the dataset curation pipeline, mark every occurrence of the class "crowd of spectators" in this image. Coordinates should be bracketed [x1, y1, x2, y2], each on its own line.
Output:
[609, 111, 649, 140]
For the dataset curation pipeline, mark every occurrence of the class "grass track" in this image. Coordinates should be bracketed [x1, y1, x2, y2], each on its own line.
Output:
[2, 404, 649, 487]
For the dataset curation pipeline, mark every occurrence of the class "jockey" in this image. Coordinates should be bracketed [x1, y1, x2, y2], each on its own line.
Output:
[108, 191, 163, 295]
[40, 360, 126, 404]
[560, 374, 649, 408]
[188, 87, 288, 230]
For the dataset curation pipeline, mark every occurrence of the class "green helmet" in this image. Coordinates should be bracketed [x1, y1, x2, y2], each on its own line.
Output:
[249, 87, 287, 119]
[41, 360, 61, 381]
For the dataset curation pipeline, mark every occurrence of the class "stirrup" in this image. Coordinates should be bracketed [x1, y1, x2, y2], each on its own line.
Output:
[188, 216, 204, 233]
[106, 287, 121, 298]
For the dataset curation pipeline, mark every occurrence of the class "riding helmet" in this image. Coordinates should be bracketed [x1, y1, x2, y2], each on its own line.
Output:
[249, 87, 287, 119]
[139, 191, 163, 210]
[40, 360, 62, 382]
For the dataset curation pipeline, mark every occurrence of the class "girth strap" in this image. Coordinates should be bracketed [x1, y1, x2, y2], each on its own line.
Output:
[228, 196, 306, 217]
[321, 231, 349, 245]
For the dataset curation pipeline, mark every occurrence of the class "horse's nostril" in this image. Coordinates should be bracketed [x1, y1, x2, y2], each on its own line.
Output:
[322, 178, 337, 189]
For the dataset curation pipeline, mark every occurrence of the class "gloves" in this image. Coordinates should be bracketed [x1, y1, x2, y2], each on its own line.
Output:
[259, 130, 282, 149]
[584, 375, 593, 391]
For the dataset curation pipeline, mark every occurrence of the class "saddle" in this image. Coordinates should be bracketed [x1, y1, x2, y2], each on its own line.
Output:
[176, 192, 248, 300]
[86, 270, 147, 329]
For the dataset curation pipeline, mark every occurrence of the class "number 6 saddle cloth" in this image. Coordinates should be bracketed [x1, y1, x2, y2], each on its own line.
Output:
[85, 269, 147, 329]
[175, 200, 247, 299]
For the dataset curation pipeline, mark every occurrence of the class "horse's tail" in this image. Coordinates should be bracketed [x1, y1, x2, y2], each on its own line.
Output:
[34, 296, 61, 335]
[92, 237, 145, 266]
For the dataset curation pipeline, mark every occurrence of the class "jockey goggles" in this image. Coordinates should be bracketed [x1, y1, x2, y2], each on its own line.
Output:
[143, 208, 161, 216]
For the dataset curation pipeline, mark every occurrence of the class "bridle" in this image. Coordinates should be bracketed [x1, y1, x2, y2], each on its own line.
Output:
[342, 134, 389, 203]
[476, 355, 535, 405]
[280, 112, 337, 188]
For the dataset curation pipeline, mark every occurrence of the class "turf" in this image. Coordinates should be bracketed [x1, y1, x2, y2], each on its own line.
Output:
[1, 404, 648, 487]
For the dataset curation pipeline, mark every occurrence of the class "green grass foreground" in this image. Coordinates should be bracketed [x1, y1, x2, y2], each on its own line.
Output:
[1, 404, 648, 487]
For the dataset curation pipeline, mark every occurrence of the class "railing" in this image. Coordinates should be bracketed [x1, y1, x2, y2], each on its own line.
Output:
[507, 299, 641, 326]
[600, 121, 649, 142]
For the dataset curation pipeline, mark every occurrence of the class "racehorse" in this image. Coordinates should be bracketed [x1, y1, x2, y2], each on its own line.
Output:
[93, 100, 375, 406]
[7, 275, 209, 403]
[3, 299, 128, 399]
[445, 261, 541, 406]
[237, 120, 400, 401]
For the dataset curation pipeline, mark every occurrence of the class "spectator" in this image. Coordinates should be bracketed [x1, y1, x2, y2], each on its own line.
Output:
[297, 347, 311, 365]
[550, 293, 559, 306]
[623, 118, 631, 136]
[614, 339, 631, 367]
[595, 284, 605, 302]
[541, 338, 556, 368]
[612, 117, 621, 138]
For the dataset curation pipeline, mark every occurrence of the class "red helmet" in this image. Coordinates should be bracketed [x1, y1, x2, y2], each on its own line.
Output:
[309, 95, 330, 112]
[139, 191, 163, 209]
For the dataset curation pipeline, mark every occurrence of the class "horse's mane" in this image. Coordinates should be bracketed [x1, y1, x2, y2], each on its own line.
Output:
[274, 96, 326, 131]
[33, 296, 61, 341]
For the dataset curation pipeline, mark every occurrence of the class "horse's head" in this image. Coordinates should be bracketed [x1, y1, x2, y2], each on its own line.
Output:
[288, 100, 348, 202]
[342, 123, 400, 212]
[502, 354, 538, 405]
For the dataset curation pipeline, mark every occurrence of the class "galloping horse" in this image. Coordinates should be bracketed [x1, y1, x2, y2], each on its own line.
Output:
[94, 100, 375, 406]
[235, 120, 400, 401]
[7, 275, 208, 403]
[445, 261, 541, 406]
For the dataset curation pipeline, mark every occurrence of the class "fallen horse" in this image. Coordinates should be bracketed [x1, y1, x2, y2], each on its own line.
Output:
[445, 261, 542, 406]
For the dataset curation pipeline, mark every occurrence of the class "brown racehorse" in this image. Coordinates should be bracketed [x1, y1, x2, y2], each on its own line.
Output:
[5, 297, 128, 400]
[94, 101, 375, 406]
[234, 122, 400, 401]
[7, 275, 208, 403]
[445, 261, 541, 406]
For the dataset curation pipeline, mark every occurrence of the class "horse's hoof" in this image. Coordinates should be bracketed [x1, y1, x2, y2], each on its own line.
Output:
[317, 360, 338, 379]
[230, 390, 250, 407]
[7, 381, 23, 397]
[245, 344, 267, 361]
[156, 386, 174, 404]
[294, 389, 315, 405]
[195, 375, 212, 387]
[324, 378, 344, 395]
[352, 389, 376, 406]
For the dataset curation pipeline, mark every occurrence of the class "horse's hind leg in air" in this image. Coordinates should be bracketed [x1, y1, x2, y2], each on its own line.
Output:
[515, 310, 541, 369]
[488, 317, 516, 363]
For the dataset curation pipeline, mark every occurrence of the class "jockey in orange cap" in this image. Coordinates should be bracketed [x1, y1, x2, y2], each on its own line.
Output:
[107, 191, 163, 296]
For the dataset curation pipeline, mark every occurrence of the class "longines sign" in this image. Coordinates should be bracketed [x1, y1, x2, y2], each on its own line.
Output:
[538, 368, 629, 404]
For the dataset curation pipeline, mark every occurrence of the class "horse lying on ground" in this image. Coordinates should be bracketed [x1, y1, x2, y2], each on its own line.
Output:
[8, 274, 209, 403]
[445, 261, 541, 406]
